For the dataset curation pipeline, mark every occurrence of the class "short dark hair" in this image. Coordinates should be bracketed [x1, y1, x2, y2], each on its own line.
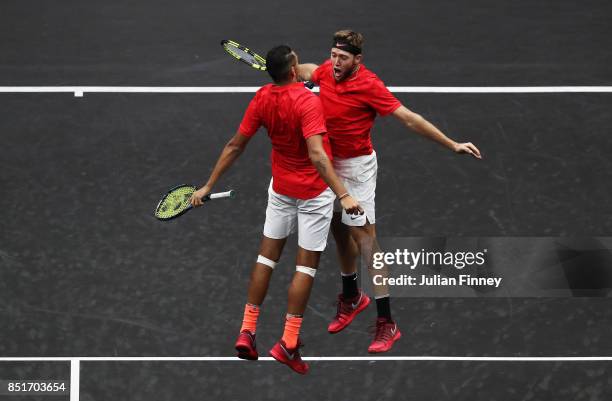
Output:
[265, 45, 296, 83]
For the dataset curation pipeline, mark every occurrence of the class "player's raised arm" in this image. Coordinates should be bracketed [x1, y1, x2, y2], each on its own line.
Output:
[391, 105, 482, 159]
[297, 64, 319, 82]
[191, 131, 251, 206]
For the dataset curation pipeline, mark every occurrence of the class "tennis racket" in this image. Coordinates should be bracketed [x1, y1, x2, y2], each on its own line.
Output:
[221, 39, 315, 89]
[221, 39, 267, 71]
[154, 184, 235, 221]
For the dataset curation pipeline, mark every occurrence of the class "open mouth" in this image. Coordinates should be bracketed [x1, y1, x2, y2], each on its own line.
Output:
[333, 67, 342, 79]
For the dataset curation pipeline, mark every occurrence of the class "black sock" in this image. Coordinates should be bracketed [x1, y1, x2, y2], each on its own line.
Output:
[341, 272, 359, 299]
[375, 296, 392, 320]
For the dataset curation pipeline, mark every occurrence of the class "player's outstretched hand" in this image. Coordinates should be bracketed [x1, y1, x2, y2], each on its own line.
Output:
[454, 142, 482, 159]
[190, 185, 211, 207]
[341, 195, 364, 216]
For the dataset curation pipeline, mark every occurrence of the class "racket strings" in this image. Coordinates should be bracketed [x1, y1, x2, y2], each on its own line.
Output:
[155, 185, 195, 219]
[228, 47, 255, 61]
[222, 41, 266, 70]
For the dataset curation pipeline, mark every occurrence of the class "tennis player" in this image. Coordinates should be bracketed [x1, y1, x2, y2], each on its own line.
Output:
[298, 30, 482, 353]
[190, 45, 362, 374]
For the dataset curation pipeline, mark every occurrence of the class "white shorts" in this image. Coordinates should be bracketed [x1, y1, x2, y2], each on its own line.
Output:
[333, 151, 377, 226]
[263, 180, 335, 251]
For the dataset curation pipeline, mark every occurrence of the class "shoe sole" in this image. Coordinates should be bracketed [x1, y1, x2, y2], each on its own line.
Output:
[236, 345, 258, 360]
[269, 348, 309, 375]
[367, 329, 402, 354]
[328, 295, 372, 334]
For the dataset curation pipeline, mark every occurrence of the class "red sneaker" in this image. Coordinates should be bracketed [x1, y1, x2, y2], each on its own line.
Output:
[235, 330, 258, 360]
[328, 290, 371, 334]
[368, 318, 401, 353]
[269, 339, 309, 375]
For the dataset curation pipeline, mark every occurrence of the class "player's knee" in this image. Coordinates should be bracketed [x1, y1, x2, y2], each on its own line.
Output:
[296, 246, 322, 267]
[351, 227, 375, 244]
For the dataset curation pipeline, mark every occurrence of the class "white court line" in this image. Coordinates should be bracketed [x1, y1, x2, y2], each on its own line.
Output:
[0, 86, 612, 96]
[69, 360, 79, 401]
[1, 356, 611, 361]
[3, 356, 608, 401]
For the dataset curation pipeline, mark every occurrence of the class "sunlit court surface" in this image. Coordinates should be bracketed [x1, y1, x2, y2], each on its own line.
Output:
[1, 1, 612, 400]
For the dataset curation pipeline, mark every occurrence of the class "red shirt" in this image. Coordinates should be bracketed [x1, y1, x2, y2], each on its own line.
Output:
[239, 82, 332, 199]
[311, 60, 401, 158]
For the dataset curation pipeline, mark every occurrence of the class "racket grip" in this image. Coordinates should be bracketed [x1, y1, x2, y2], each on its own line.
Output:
[206, 190, 235, 200]
[304, 81, 315, 89]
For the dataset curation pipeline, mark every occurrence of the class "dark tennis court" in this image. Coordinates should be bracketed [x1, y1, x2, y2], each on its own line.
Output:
[1, 1, 612, 400]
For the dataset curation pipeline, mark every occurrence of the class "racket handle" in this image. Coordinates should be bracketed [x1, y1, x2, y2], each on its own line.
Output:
[304, 81, 315, 89]
[204, 190, 235, 201]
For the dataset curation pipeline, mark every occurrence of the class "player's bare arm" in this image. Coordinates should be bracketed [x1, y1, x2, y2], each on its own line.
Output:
[306, 134, 363, 215]
[191, 131, 251, 206]
[296, 64, 319, 82]
[391, 105, 482, 159]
